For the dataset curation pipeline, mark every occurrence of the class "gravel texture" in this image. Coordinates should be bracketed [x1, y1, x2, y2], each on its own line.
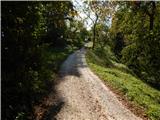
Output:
[54, 48, 142, 120]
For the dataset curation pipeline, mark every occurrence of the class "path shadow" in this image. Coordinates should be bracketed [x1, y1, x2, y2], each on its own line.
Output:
[59, 48, 88, 78]
[41, 97, 65, 120]
[41, 48, 88, 120]
[35, 48, 88, 120]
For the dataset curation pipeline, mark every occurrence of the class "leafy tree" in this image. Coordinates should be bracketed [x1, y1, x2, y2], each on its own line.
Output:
[82, 1, 116, 49]
[43, 1, 75, 47]
[94, 23, 109, 48]
[2, 1, 76, 119]
[66, 20, 89, 49]
[110, 1, 160, 88]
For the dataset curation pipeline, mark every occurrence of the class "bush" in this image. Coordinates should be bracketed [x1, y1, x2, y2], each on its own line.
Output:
[121, 43, 140, 74]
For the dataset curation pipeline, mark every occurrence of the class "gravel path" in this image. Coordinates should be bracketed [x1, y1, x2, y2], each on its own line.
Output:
[55, 48, 142, 120]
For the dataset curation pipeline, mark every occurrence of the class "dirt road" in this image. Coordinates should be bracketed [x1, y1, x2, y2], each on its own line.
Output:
[54, 48, 142, 120]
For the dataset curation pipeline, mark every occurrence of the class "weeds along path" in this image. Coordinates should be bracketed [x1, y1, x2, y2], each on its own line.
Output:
[54, 48, 142, 120]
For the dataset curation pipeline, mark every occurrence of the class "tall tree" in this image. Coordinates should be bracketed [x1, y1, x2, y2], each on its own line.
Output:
[110, 1, 160, 87]
[81, 1, 116, 49]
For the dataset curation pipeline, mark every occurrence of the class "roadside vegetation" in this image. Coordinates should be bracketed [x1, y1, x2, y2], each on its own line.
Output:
[86, 46, 160, 120]
[2, 1, 88, 120]
[2, 1, 160, 120]
[85, 1, 160, 119]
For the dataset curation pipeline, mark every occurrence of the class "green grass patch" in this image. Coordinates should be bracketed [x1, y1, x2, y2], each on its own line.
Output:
[86, 49, 160, 120]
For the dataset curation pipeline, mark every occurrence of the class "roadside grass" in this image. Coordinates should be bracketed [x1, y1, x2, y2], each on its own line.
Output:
[86, 47, 160, 120]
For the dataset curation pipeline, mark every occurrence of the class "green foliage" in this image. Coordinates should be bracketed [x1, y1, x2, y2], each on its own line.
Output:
[95, 23, 110, 48]
[44, 1, 75, 47]
[121, 43, 140, 72]
[110, 1, 160, 88]
[87, 45, 117, 67]
[86, 50, 160, 120]
[66, 21, 88, 49]
[2, 1, 76, 120]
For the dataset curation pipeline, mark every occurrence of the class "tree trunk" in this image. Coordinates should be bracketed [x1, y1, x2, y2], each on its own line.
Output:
[150, 14, 154, 30]
[149, 1, 156, 30]
[92, 24, 96, 49]
[92, 14, 98, 49]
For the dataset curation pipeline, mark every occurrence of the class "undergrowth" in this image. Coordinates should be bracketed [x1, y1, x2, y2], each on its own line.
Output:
[86, 46, 160, 120]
